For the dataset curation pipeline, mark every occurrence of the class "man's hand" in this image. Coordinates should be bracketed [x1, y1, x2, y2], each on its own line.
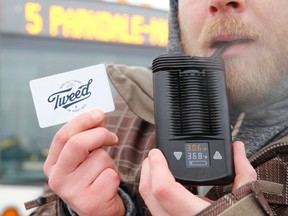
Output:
[43, 110, 125, 216]
[139, 141, 257, 216]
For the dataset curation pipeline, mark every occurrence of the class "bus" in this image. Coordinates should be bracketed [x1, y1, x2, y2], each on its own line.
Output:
[0, 0, 168, 215]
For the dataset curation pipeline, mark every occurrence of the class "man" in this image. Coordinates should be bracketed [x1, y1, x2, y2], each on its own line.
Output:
[30, 0, 288, 215]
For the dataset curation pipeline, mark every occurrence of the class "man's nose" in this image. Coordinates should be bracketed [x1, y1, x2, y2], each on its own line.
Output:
[209, 0, 246, 15]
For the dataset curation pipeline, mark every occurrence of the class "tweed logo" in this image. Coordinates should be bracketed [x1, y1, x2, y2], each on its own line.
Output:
[47, 79, 93, 112]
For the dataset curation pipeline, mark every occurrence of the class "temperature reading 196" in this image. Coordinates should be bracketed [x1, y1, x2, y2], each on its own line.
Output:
[185, 143, 210, 168]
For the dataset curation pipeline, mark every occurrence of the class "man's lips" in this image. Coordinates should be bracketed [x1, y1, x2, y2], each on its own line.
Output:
[209, 38, 254, 57]
[211, 38, 253, 48]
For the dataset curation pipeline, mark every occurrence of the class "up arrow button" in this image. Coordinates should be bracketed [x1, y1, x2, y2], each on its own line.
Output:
[173, 152, 183, 160]
[213, 151, 223, 160]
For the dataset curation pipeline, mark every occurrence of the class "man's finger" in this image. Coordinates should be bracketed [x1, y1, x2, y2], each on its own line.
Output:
[53, 127, 118, 175]
[68, 148, 119, 187]
[148, 149, 210, 215]
[232, 141, 257, 190]
[139, 156, 170, 216]
[45, 109, 105, 172]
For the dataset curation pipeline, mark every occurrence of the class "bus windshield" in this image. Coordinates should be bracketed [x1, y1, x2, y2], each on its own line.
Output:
[0, 0, 167, 186]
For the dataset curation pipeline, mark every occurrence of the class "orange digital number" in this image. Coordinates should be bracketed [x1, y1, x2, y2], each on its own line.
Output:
[25, 2, 43, 35]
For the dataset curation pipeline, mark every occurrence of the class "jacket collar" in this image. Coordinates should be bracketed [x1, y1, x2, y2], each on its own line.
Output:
[107, 64, 155, 124]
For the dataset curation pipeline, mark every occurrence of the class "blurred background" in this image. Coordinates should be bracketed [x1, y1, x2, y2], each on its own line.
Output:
[0, 0, 168, 215]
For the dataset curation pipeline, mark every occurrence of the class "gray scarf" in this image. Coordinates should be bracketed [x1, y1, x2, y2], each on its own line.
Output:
[231, 81, 288, 157]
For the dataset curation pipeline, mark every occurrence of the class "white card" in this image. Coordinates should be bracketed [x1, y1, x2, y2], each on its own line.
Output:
[30, 64, 115, 128]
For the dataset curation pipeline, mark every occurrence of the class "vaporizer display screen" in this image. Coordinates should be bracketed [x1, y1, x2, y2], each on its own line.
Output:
[185, 143, 210, 168]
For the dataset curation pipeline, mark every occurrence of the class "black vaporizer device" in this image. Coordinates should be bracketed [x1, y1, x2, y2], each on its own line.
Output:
[152, 54, 234, 185]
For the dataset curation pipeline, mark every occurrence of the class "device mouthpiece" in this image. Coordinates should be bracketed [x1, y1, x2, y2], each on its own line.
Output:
[211, 39, 250, 57]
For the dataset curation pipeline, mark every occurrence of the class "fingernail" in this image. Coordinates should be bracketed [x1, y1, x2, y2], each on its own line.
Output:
[110, 132, 118, 143]
[90, 109, 101, 121]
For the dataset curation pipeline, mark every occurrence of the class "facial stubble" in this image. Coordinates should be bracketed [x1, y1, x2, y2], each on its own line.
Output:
[180, 16, 287, 110]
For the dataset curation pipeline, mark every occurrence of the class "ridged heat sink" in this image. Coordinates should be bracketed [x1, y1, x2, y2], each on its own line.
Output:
[167, 69, 221, 137]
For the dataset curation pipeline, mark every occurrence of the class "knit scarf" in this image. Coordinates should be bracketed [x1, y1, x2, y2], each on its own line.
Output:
[231, 79, 288, 157]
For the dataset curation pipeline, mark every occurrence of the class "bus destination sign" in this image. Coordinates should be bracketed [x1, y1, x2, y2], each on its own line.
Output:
[0, 0, 168, 47]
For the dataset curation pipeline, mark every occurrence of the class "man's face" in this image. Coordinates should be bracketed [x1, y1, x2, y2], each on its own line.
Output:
[178, 0, 288, 109]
